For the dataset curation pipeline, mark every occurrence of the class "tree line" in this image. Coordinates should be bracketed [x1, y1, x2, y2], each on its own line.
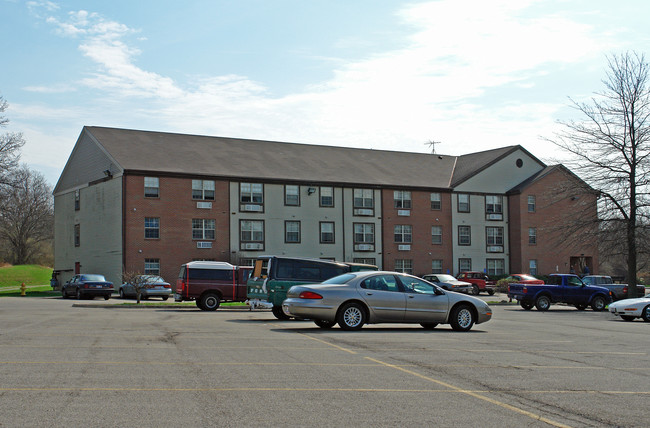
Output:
[0, 96, 53, 266]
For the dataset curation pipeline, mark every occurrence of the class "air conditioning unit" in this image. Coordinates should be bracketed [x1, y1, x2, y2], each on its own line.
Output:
[242, 204, 263, 212]
[397, 210, 411, 216]
[486, 213, 503, 221]
[398, 245, 411, 251]
[355, 244, 374, 251]
[487, 246, 503, 253]
[197, 202, 212, 209]
[197, 242, 212, 249]
[243, 243, 263, 250]
[354, 208, 373, 216]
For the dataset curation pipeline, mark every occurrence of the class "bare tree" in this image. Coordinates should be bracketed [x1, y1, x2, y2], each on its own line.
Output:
[547, 51, 650, 296]
[0, 166, 54, 265]
[121, 271, 152, 304]
[0, 96, 26, 187]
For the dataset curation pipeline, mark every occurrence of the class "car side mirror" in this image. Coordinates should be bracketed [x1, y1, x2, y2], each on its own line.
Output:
[434, 288, 445, 296]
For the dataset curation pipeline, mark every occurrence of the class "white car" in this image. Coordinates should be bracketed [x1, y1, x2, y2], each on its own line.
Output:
[608, 294, 650, 322]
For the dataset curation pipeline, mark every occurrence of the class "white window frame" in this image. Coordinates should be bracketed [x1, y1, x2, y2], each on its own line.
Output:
[192, 219, 215, 240]
[431, 226, 442, 245]
[192, 180, 215, 200]
[394, 190, 412, 209]
[144, 177, 159, 198]
[394, 225, 412, 243]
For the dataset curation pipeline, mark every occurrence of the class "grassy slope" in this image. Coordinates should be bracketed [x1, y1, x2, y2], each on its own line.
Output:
[0, 265, 52, 288]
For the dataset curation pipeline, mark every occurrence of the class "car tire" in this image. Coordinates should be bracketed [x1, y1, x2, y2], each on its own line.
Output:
[195, 299, 205, 310]
[535, 295, 551, 311]
[162, 296, 168, 301]
[314, 319, 335, 329]
[520, 301, 533, 310]
[104, 294, 110, 300]
[471, 285, 480, 295]
[199, 293, 220, 311]
[420, 323, 438, 330]
[76, 288, 82, 300]
[487, 289, 495, 296]
[61, 289, 68, 299]
[621, 315, 635, 322]
[449, 304, 475, 332]
[337, 302, 366, 330]
[575, 304, 587, 311]
[642, 305, 650, 322]
[272, 306, 290, 320]
[590, 296, 606, 311]
[119, 289, 126, 299]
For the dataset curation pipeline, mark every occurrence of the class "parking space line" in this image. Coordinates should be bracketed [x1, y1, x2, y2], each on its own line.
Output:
[295, 332, 357, 354]
[365, 356, 573, 428]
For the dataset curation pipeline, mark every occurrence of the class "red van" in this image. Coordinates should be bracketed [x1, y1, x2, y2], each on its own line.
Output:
[175, 261, 252, 311]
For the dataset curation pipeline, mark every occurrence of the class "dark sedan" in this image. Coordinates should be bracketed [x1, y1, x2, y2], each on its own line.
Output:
[61, 274, 113, 300]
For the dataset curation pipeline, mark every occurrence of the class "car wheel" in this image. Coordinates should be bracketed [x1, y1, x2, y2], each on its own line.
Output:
[642, 305, 650, 322]
[161, 296, 168, 301]
[119, 289, 126, 299]
[471, 285, 480, 295]
[621, 315, 635, 322]
[199, 293, 220, 311]
[420, 323, 438, 330]
[61, 289, 68, 299]
[487, 289, 495, 296]
[314, 319, 335, 329]
[575, 304, 587, 311]
[75, 288, 82, 300]
[195, 299, 205, 310]
[337, 302, 366, 330]
[103, 294, 110, 300]
[272, 306, 290, 320]
[590, 296, 606, 311]
[520, 301, 533, 310]
[449, 304, 475, 332]
[535, 295, 551, 311]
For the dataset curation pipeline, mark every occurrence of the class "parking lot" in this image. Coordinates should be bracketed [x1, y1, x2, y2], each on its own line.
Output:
[0, 296, 648, 427]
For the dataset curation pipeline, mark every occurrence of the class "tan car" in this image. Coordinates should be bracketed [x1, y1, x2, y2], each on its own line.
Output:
[282, 271, 492, 331]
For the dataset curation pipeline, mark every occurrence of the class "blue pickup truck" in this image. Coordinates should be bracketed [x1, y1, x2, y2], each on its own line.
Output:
[508, 274, 612, 311]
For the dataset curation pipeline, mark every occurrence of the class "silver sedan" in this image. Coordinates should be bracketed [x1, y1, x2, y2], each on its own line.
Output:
[282, 271, 492, 331]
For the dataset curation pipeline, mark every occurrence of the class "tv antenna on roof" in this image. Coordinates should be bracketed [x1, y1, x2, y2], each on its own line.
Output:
[425, 139, 442, 154]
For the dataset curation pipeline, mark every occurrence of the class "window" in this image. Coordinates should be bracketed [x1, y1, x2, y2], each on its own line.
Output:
[74, 224, 80, 247]
[354, 223, 375, 244]
[430, 192, 441, 210]
[353, 258, 376, 265]
[486, 195, 503, 219]
[145, 217, 160, 239]
[320, 187, 334, 207]
[529, 227, 537, 245]
[144, 259, 160, 275]
[361, 274, 401, 292]
[394, 225, 412, 243]
[320, 222, 335, 244]
[431, 260, 443, 274]
[458, 225, 471, 246]
[486, 226, 504, 251]
[192, 180, 215, 200]
[394, 190, 411, 209]
[240, 183, 263, 204]
[144, 177, 159, 198]
[192, 219, 215, 240]
[394, 259, 413, 274]
[458, 194, 470, 212]
[528, 195, 536, 212]
[239, 258, 256, 267]
[240, 220, 264, 245]
[487, 259, 505, 276]
[431, 226, 442, 245]
[353, 189, 374, 209]
[459, 258, 471, 273]
[285, 185, 300, 206]
[529, 259, 538, 275]
[74, 190, 80, 211]
[285, 221, 300, 243]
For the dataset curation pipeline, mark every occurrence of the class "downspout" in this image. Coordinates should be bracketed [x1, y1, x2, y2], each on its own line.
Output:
[341, 187, 346, 262]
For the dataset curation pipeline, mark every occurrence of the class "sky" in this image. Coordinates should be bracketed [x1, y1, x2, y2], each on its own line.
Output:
[2, 0, 650, 186]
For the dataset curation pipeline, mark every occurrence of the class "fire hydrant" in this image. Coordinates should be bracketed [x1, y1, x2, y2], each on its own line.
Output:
[20, 283, 26, 296]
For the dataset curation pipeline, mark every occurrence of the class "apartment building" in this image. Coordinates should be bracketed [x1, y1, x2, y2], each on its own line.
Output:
[53, 126, 598, 286]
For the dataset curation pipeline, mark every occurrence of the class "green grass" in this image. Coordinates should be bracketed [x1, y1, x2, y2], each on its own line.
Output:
[0, 265, 52, 288]
[0, 287, 58, 297]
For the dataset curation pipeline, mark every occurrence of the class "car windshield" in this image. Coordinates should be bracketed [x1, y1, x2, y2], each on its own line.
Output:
[519, 275, 537, 281]
[322, 274, 356, 284]
[81, 274, 106, 281]
[434, 274, 456, 282]
[141, 275, 165, 283]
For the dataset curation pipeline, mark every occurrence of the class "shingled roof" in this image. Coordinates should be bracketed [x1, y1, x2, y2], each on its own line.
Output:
[56, 126, 544, 193]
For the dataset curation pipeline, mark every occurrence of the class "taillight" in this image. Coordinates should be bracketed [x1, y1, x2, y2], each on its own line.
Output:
[623, 286, 628, 294]
[182, 281, 187, 293]
[299, 291, 323, 299]
[164, 284, 171, 288]
[522, 286, 527, 293]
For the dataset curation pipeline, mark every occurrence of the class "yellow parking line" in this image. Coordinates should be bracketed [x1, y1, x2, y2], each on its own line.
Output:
[366, 357, 573, 428]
